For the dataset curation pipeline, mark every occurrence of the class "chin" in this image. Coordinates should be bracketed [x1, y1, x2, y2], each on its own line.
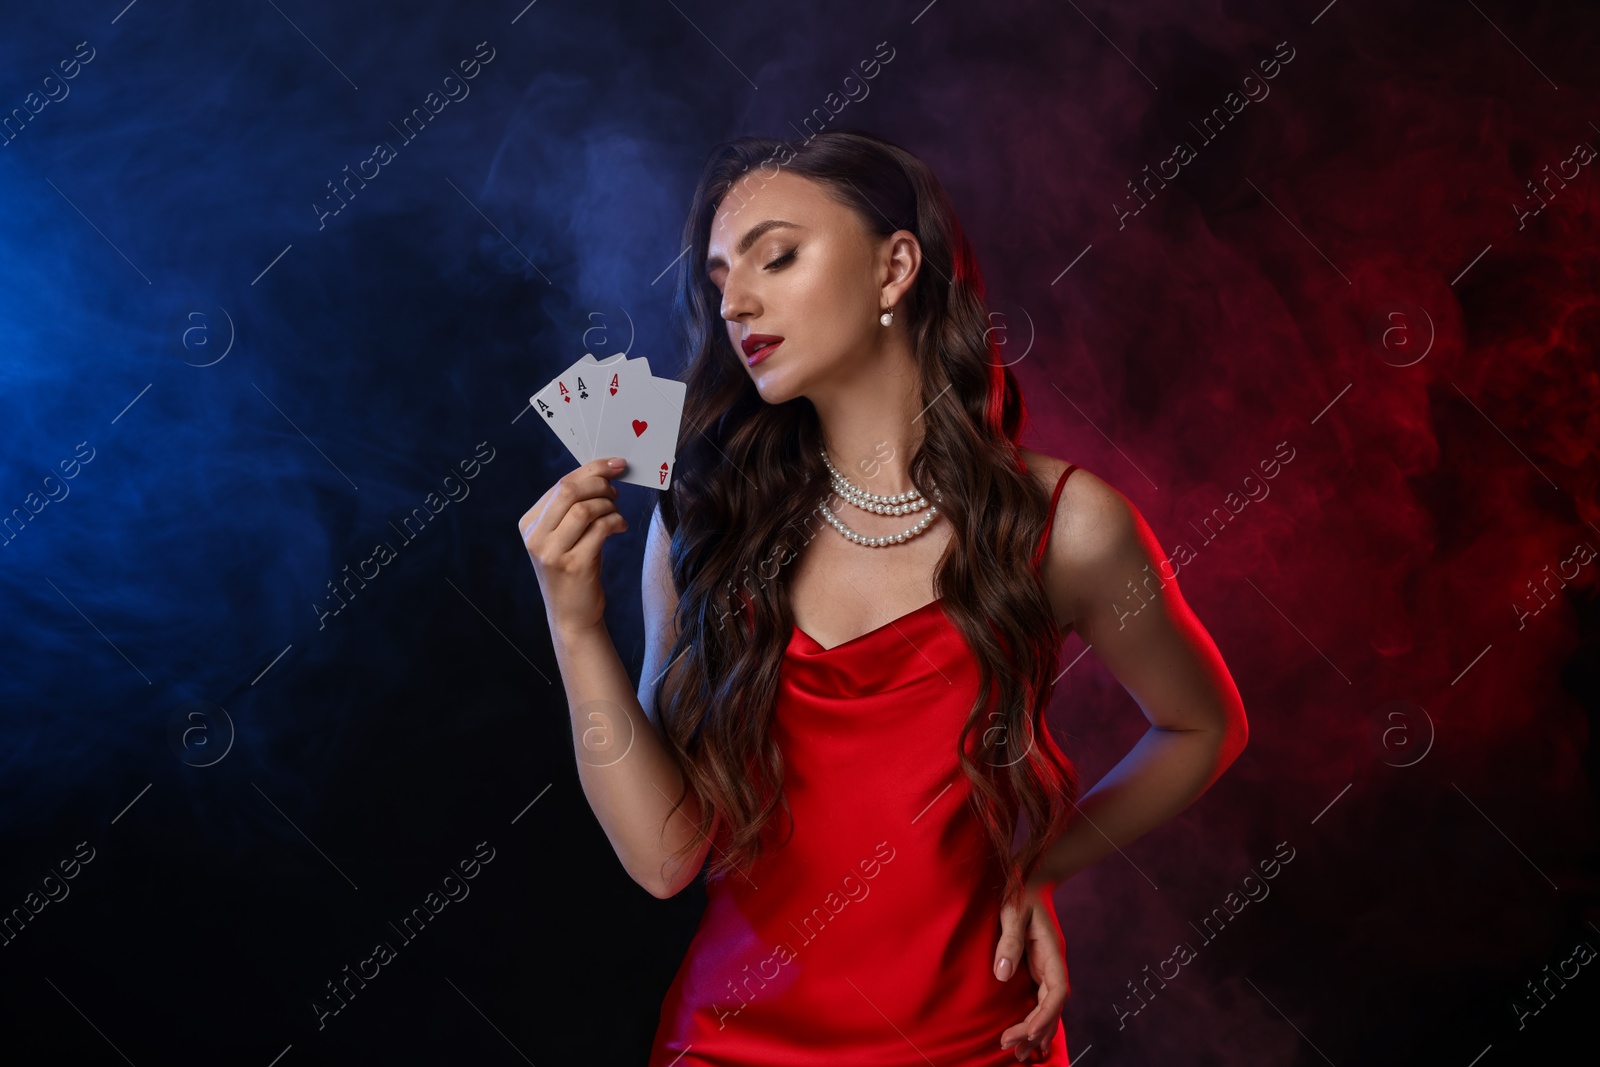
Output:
[749, 370, 805, 406]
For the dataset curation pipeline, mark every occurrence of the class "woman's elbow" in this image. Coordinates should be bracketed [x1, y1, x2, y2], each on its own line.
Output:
[646, 867, 691, 899]
[623, 858, 678, 899]
[631, 850, 702, 899]
[1219, 703, 1249, 767]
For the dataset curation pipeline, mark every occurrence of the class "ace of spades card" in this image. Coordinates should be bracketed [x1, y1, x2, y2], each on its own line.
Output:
[530, 352, 635, 462]
[528, 360, 596, 461]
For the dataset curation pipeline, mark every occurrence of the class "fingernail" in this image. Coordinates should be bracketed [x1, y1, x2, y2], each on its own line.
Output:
[607, 458, 625, 468]
[996, 957, 1012, 980]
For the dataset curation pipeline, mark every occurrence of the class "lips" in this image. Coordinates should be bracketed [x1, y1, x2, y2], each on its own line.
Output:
[741, 333, 784, 364]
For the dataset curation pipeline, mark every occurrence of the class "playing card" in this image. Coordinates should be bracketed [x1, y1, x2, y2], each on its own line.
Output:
[529, 352, 647, 463]
[529, 361, 594, 463]
[588, 358, 685, 491]
[570, 352, 643, 461]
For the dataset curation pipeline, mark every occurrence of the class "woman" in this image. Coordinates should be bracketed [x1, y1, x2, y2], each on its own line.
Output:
[519, 129, 1248, 1064]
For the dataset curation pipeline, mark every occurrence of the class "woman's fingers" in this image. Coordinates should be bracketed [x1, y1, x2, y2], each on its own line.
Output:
[996, 897, 1039, 1058]
[1001, 995, 1057, 1061]
[519, 458, 629, 636]
[568, 509, 629, 559]
[994, 895, 1027, 981]
[1027, 891, 1071, 1004]
[550, 495, 622, 556]
[523, 460, 624, 559]
[999, 1013, 1046, 1058]
[999, 892, 1069, 1060]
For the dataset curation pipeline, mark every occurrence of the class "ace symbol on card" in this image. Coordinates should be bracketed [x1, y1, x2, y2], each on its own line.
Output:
[530, 370, 592, 463]
[589, 360, 686, 490]
[569, 352, 634, 461]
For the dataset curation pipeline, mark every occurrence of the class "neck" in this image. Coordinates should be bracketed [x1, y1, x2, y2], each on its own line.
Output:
[810, 340, 926, 497]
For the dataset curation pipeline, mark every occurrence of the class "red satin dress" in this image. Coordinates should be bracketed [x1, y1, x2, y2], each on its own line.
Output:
[650, 464, 1080, 1066]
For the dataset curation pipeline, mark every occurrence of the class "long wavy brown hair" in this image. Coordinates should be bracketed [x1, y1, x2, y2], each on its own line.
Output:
[652, 128, 1079, 908]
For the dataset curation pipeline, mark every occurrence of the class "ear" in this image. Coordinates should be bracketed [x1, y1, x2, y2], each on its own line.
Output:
[879, 229, 921, 309]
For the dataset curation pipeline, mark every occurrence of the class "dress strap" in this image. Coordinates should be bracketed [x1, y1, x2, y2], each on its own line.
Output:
[1030, 464, 1079, 571]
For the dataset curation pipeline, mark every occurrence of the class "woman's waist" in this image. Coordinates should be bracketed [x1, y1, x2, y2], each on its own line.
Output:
[701, 838, 1016, 963]
[716, 762, 990, 843]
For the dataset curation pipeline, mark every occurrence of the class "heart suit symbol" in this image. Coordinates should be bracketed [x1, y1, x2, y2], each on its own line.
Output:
[631, 419, 648, 437]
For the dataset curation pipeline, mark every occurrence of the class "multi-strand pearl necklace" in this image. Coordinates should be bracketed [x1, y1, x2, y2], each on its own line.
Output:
[818, 449, 942, 548]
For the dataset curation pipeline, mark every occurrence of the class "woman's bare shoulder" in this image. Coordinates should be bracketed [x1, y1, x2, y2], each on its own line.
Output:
[1015, 448, 1134, 628]
[1016, 447, 1123, 526]
[1016, 447, 1077, 495]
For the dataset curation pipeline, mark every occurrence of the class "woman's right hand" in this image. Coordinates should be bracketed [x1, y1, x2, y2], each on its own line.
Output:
[519, 457, 631, 635]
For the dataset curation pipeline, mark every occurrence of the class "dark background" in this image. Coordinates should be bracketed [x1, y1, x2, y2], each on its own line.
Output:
[1, 1, 1596, 1063]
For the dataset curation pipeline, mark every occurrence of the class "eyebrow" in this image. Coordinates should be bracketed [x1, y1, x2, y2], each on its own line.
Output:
[705, 219, 805, 274]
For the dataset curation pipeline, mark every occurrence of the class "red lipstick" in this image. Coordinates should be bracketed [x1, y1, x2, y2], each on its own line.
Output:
[742, 334, 784, 366]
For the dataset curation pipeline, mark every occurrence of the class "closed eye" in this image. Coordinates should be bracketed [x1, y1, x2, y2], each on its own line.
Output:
[709, 248, 796, 292]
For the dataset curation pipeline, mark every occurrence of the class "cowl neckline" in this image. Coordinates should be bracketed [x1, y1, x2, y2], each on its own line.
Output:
[788, 595, 947, 655]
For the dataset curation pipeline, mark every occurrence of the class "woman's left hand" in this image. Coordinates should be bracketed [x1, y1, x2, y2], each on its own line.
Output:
[995, 877, 1069, 1062]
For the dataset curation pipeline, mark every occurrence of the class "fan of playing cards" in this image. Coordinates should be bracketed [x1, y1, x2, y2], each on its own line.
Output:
[530, 353, 687, 491]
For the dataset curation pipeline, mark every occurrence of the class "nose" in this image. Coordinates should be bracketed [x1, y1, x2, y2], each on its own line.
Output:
[719, 271, 759, 326]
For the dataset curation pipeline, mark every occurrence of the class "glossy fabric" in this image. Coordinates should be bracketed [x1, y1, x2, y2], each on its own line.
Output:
[649, 465, 1079, 1066]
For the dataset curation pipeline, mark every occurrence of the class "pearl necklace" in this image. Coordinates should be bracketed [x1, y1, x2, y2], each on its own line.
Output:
[818, 449, 942, 547]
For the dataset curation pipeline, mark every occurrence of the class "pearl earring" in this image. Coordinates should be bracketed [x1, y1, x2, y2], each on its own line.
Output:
[879, 308, 894, 326]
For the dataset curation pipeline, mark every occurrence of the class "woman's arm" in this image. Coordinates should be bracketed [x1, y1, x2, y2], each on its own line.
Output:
[534, 495, 711, 899]
[1031, 466, 1249, 889]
